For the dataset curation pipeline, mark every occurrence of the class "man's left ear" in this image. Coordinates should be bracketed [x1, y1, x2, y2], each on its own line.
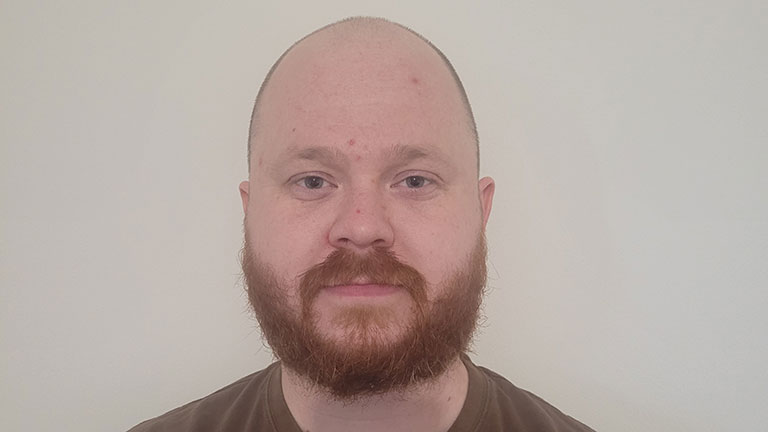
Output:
[478, 177, 495, 231]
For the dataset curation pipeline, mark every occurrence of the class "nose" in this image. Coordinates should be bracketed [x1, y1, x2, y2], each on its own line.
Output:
[328, 186, 394, 251]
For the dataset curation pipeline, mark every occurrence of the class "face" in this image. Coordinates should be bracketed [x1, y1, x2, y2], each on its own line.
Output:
[240, 27, 494, 397]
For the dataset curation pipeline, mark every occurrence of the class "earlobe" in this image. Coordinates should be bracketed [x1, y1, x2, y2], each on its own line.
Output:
[478, 177, 495, 231]
[239, 181, 250, 214]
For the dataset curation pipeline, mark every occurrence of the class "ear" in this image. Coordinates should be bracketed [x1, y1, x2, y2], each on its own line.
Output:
[239, 180, 250, 215]
[478, 176, 495, 231]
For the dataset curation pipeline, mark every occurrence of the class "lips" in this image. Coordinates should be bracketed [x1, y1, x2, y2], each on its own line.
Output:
[324, 283, 400, 297]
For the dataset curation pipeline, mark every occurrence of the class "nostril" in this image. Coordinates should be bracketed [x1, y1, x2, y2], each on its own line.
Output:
[372, 238, 389, 248]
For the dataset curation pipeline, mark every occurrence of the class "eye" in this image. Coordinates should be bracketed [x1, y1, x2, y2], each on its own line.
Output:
[402, 175, 431, 188]
[302, 176, 325, 189]
[392, 173, 439, 199]
[289, 173, 336, 201]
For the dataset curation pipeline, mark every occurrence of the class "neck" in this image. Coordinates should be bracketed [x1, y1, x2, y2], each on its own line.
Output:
[281, 355, 469, 432]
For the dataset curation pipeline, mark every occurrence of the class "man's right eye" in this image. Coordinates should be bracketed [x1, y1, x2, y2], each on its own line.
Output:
[288, 173, 337, 200]
[302, 176, 325, 189]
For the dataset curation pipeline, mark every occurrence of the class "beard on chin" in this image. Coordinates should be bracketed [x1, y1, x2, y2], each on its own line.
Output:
[241, 234, 488, 400]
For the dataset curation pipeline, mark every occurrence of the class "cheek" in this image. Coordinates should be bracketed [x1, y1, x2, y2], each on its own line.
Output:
[245, 197, 331, 283]
[393, 195, 482, 289]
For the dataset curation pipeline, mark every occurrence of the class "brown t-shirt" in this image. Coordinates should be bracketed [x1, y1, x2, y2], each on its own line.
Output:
[128, 356, 594, 431]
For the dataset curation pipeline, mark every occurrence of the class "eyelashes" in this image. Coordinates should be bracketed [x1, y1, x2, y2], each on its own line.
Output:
[288, 172, 440, 201]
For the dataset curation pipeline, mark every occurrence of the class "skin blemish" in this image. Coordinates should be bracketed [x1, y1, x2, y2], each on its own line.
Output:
[292, 127, 296, 132]
[348, 138, 356, 146]
[258, 157, 263, 167]
[355, 209, 361, 214]
[410, 76, 420, 85]
[355, 155, 361, 161]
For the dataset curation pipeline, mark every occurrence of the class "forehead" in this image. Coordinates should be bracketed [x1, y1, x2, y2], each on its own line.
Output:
[252, 25, 475, 168]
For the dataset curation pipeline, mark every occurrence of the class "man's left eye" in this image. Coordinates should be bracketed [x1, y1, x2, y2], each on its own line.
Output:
[402, 176, 430, 188]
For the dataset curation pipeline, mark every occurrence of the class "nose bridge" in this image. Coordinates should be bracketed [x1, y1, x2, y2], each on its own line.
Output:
[328, 180, 394, 250]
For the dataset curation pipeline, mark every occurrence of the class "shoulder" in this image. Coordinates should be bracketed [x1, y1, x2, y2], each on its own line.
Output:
[127, 363, 278, 432]
[471, 361, 595, 432]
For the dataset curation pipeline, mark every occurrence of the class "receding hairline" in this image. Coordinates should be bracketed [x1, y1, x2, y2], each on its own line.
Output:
[247, 16, 479, 172]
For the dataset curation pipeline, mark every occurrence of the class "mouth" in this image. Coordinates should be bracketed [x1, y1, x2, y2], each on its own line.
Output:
[324, 283, 401, 297]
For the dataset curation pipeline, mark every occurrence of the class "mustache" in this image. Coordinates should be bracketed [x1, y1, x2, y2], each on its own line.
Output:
[298, 247, 428, 305]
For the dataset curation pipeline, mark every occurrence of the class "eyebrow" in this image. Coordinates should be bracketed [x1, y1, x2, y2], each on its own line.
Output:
[277, 146, 350, 169]
[390, 144, 430, 162]
[277, 143, 451, 170]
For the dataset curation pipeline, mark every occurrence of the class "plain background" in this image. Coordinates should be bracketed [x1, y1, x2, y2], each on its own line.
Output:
[2, 1, 766, 431]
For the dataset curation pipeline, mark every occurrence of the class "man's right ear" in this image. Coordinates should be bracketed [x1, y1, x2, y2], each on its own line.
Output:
[239, 181, 250, 214]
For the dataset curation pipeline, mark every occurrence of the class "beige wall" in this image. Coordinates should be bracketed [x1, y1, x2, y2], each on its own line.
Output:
[2, 1, 766, 431]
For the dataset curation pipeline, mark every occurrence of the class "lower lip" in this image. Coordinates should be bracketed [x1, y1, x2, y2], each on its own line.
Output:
[325, 284, 400, 297]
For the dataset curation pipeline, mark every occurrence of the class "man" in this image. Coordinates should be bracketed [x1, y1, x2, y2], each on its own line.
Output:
[129, 17, 594, 432]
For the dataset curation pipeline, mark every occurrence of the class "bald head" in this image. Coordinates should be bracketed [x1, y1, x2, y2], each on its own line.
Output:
[247, 17, 478, 172]
[238, 20, 497, 389]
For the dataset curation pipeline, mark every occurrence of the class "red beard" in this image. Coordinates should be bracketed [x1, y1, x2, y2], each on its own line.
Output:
[242, 234, 487, 400]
